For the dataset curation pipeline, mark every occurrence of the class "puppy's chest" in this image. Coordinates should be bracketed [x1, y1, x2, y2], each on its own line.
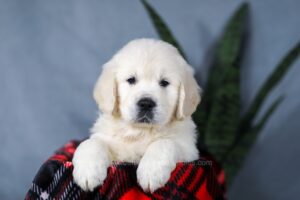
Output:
[107, 135, 154, 163]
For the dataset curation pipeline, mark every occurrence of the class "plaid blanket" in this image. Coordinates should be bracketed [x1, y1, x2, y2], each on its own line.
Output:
[25, 140, 226, 200]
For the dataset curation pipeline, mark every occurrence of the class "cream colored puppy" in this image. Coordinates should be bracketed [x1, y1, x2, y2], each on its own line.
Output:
[72, 38, 201, 192]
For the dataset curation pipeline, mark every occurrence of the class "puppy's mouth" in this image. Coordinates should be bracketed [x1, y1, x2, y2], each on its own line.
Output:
[135, 111, 154, 124]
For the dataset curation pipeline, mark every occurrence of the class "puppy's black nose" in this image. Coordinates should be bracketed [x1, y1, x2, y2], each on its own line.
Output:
[137, 98, 156, 111]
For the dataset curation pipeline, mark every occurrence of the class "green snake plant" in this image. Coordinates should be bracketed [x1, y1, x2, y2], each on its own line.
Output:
[141, 0, 300, 185]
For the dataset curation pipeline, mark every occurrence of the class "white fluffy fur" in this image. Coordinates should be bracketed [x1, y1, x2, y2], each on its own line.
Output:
[72, 38, 201, 192]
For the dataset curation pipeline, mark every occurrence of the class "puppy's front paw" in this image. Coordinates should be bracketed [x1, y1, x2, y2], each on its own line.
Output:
[72, 157, 108, 192]
[137, 158, 176, 193]
[72, 139, 110, 192]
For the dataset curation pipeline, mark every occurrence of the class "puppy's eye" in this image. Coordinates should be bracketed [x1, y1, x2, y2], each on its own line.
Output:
[127, 77, 136, 85]
[159, 79, 169, 87]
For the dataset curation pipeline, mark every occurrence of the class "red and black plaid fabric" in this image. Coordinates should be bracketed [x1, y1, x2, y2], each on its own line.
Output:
[25, 140, 226, 200]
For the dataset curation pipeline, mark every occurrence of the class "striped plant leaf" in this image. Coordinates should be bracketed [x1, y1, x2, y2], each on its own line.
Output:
[204, 3, 249, 162]
[254, 95, 284, 132]
[141, 0, 186, 58]
[239, 42, 300, 135]
[223, 96, 284, 184]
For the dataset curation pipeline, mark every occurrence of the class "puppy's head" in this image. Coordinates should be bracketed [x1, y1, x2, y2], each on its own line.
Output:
[94, 38, 201, 127]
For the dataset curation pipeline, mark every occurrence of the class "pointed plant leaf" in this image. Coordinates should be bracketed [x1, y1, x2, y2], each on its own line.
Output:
[223, 96, 284, 184]
[204, 3, 249, 109]
[141, 0, 186, 58]
[239, 42, 300, 135]
[195, 3, 249, 144]
[203, 3, 249, 162]
[254, 95, 284, 132]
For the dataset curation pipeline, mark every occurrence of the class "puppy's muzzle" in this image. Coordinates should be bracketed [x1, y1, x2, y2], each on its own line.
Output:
[136, 97, 156, 123]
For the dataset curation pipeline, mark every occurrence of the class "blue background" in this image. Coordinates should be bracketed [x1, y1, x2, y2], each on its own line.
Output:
[0, 0, 299, 199]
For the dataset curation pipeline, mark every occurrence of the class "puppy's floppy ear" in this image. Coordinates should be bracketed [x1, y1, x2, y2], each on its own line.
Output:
[176, 66, 201, 119]
[93, 61, 118, 116]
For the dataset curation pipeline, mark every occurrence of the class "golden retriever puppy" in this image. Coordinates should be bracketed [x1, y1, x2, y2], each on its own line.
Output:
[72, 38, 201, 192]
